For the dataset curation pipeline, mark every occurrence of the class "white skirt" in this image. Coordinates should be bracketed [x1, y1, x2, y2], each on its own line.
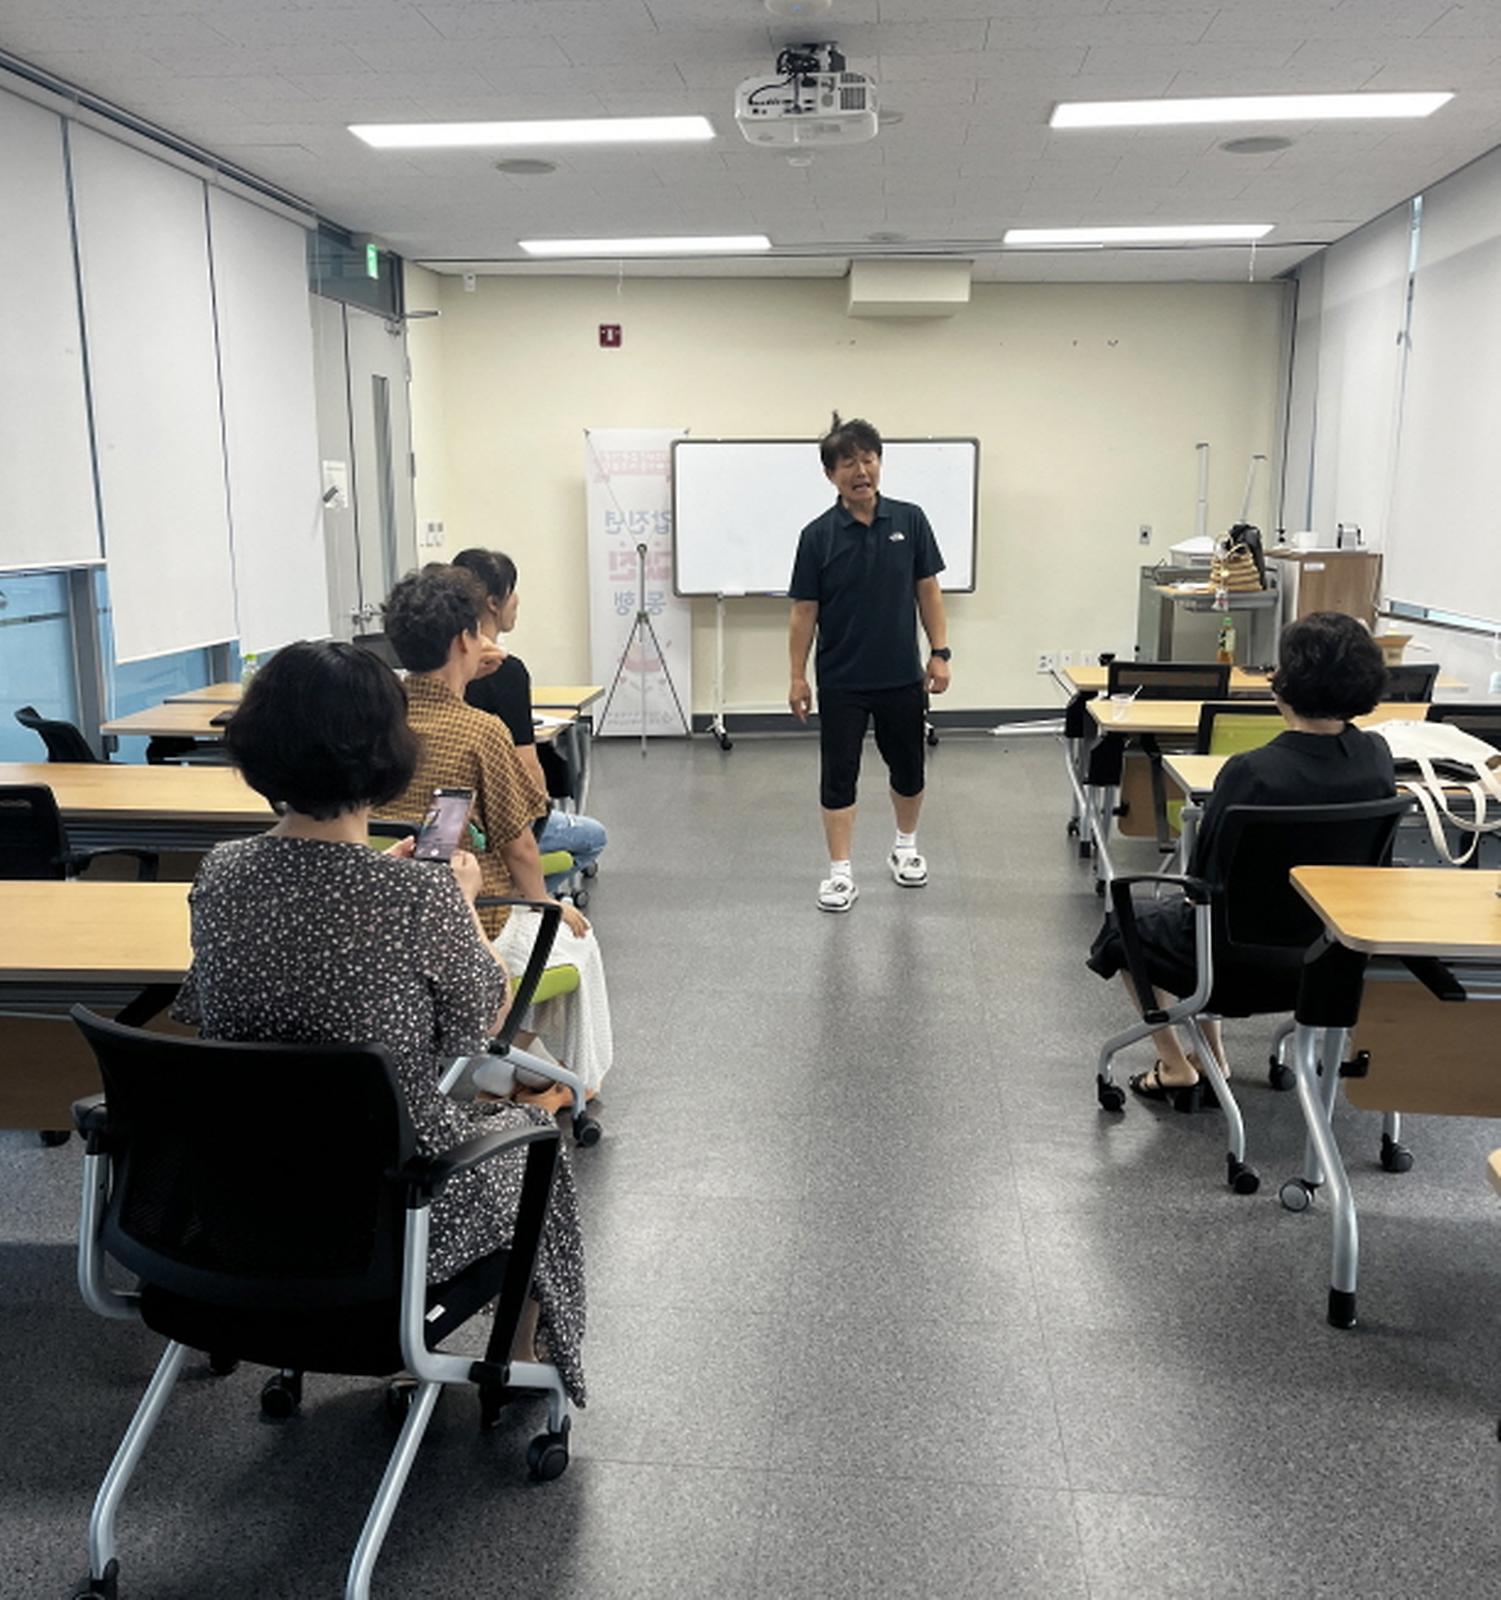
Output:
[492, 909, 614, 1095]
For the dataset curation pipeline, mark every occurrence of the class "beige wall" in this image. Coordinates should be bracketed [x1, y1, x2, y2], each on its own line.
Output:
[406, 268, 1288, 712]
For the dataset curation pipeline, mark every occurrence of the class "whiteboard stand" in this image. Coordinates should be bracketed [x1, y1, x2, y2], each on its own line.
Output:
[710, 595, 790, 752]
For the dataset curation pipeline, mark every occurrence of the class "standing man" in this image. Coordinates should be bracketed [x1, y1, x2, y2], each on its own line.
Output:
[788, 414, 951, 912]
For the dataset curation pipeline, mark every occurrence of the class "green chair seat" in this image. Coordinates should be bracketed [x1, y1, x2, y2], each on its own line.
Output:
[516, 964, 579, 1004]
[539, 849, 575, 877]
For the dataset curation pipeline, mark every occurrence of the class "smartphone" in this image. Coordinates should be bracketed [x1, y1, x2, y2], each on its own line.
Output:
[413, 787, 474, 862]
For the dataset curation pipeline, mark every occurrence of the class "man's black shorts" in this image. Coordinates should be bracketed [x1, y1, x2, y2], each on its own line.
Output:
[817, 681, 926, 811]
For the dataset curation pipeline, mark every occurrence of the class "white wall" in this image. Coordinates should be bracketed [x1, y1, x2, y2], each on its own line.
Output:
[411, 272, 1287, 711]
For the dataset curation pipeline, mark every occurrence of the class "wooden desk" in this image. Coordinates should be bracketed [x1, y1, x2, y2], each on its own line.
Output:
[1282, 866, 1501, 1327]
[1489, 1150, 1501, 1197]
[1292, 866, 1501, 959]
[531, 684, 604, 714]
[1087, 699, 1421, 739]
[101, 702, 229, 741]
[0, 762, 272, 852]
[532, 712, 575, 746]
[0, 881, 191, 1128]
[1066, 665, 1467, 699]
[1065, 665, 1273, 696]
[164, 681, 243, 704]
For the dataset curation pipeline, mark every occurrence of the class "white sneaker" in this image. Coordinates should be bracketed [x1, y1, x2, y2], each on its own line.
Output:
[817, 874, 859, 912]
[888, 849, 928, 887]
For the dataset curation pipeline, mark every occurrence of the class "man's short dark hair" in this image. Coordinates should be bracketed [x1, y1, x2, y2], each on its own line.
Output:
[819, 411, 883, 473]
[383, 563, 484, 672]
[226, 641, 417, 821]
[452, 547, 518, 603]
[1270, 611, 1388, 721]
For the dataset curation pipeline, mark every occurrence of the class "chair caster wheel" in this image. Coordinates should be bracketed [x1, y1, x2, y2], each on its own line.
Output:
[39, 1128, 71, 1147]
[582, 863, 598, 879]
[716, 732, 732, 751]
[207, 1351, 240, 1377]
[526, 1418, 570, 1481]
[572, 889, 589, 911]
[1227, 1158, 1260, 1196]
[1279, 1178, 1317, 1213]
[573, 1114, 603, 1148]
[926, 727, 940, 748]
[1094, 878, 1105, 896]
[385, 1378, 418, 1421]
[71, 1559, 119, 1599]
[1066, 818, 1079, 838]
[1267, 1059, 1295, 1092]
[1096, 1076, 1126, 1113]
[1379, 1134, 1414, 1173]
[260, 1371, 302, 1420]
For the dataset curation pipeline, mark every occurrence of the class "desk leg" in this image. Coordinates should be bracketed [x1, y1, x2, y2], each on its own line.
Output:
[1063, 736, 1090, 853]
[1283, 1022, 1360, 1328]
[1087, 784, 1118, 891]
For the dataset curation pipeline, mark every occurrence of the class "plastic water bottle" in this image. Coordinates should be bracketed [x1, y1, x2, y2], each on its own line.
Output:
[1217, 615, 1237, 666]
[240, 652, 259, 685]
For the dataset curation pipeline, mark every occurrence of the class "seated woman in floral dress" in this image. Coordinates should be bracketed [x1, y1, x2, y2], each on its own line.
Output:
[171, 640, 586, 1403]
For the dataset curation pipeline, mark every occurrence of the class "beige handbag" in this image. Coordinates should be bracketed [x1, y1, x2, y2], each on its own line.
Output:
[1210, 539, 1264, 593]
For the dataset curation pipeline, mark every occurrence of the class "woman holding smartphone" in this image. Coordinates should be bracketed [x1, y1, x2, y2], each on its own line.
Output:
[172, 641, 587, 1405]
[452, 547, 608, 891]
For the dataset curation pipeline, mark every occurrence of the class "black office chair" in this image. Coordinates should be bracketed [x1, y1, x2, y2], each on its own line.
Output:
[1095, 796, 1414, 1193]
[352, 631, 402, 671]
[1383, 662, 1440, 702]
[1106, 660, 1232, 700]
[1193, 700, 1283, 755]
[1427, 701, 1501, 750]
[67, 1006, 571, 1600]
[15, 704, 99, 762]
[0, 785, 157, 882]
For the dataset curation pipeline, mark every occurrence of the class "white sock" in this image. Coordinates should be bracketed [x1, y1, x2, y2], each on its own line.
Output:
[830, 858, 852, 882]
[894, 831, 917, 854]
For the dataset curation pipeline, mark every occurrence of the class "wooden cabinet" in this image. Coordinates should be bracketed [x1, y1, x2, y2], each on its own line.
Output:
[1269, 549, 1383, 630]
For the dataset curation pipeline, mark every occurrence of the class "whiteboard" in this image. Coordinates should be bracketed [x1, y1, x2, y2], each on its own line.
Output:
[672, 437, 978, 597]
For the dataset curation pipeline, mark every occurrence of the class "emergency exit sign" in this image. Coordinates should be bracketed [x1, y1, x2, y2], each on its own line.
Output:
[365, 243, 380, 279]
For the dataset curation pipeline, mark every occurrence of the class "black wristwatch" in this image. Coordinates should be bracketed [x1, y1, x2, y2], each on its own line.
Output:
[929, 647, 952, 662]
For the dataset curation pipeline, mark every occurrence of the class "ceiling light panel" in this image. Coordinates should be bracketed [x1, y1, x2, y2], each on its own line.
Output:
[1051, 93, 1454, 129]
[1004, 225, 1275, 247]
[349, 116, 716, 149]
[519, 235, 773, 257]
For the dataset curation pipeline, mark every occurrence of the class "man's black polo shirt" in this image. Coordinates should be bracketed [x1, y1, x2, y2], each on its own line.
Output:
[788, 495, 945, 690]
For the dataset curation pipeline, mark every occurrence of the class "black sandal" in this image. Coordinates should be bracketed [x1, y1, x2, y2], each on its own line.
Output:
[1128, 1062, 1203, 1114]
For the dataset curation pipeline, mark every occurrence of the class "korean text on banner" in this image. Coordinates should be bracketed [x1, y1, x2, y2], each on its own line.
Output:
[586, 427, 693, 738]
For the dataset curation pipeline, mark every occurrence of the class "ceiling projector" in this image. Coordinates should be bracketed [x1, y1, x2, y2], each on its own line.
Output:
[735, 43, 878, 149]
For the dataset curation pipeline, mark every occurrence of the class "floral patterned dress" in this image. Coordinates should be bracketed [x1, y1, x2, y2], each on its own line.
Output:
[172, 835, 586, 1404]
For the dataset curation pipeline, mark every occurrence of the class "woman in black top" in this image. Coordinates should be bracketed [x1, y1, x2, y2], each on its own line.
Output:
[453, 548, 608, 892]
[1087, 612, 1396, 1107]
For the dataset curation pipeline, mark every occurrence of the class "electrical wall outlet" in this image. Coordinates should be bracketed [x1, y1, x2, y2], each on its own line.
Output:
[1036, 651, 1057, 674]
[1080, 649, 1099, 667]
[1059, 649, 1076, 669]
[1138, 523, 1152, 545]
[1489, 670, 1501, 695]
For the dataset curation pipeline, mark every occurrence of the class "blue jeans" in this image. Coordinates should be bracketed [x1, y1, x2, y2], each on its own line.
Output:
[538, 808, 607, 890]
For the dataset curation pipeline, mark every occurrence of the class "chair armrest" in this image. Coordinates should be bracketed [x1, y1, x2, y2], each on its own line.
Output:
[1108, 874, 1213, 1025]
[1108, 872, 1212, 907]
[473, 898, 563, 1047]
[66, 847, 160, 882]
[72, 1093, 108, 1140]
[402, 1119, 561, 1203]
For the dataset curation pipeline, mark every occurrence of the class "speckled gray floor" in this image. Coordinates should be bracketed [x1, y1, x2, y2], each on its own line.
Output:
[3, 734, 1499, 1598]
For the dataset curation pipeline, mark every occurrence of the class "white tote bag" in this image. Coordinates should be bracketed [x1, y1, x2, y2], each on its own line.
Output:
[1370, 719, 1501, 865]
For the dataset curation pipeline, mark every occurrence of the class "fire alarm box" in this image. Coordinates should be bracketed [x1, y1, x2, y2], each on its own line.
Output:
[599, 324, 622, 348]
